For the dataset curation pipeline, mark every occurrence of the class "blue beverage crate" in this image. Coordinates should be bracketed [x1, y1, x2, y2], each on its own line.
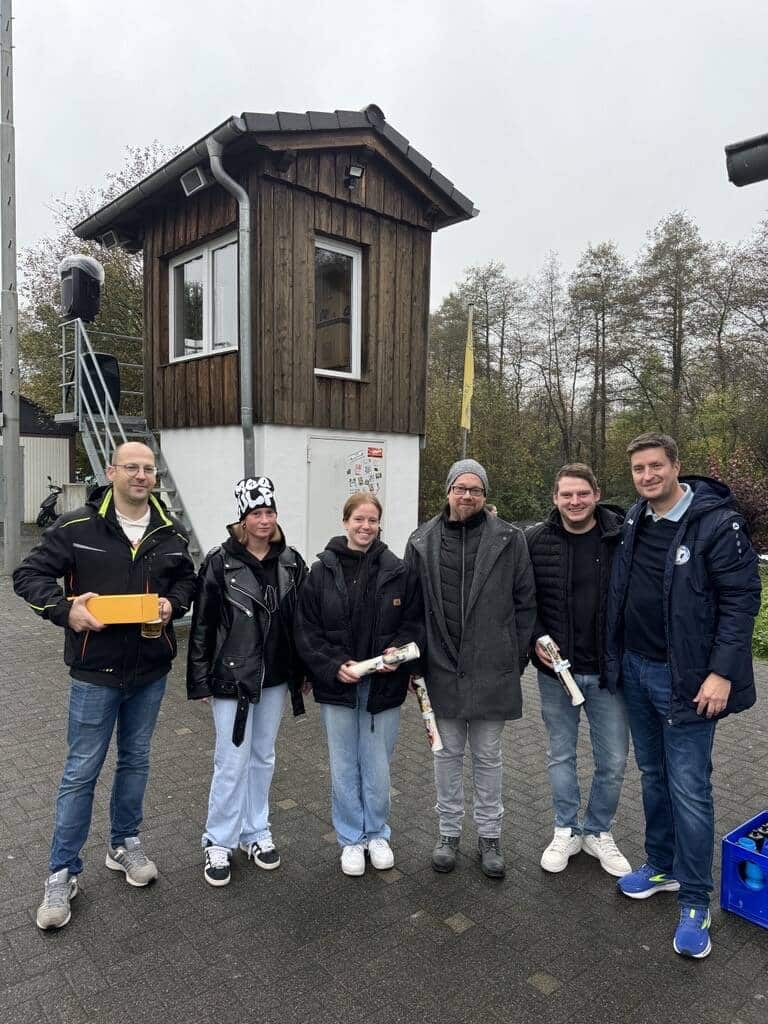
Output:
[721, 810, 768, 929]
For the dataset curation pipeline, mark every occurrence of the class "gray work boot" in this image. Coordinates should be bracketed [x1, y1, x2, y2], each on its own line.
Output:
[432, 835, 460, 873]
[36, 869, 78, 930]
[478, 836, 506, 879]
[105, 836, 158, 887]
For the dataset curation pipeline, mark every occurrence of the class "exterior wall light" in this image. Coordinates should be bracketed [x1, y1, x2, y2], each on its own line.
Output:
[344, 163, 365, 190]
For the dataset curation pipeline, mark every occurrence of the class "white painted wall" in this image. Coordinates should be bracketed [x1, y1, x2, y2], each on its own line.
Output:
[0, 434, 70, 522]
[160, 424, 420, 561]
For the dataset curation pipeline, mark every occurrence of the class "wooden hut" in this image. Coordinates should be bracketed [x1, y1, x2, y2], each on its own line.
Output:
[74, 104, 477, 556]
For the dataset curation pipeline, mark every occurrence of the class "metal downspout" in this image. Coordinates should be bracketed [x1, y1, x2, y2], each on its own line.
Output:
[206, 129, 255, 478]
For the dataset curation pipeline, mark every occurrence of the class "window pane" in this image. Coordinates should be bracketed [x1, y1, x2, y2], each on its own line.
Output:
[315, 246, 352, 373]
[174, 256, 204, 357]
[213, 241, 238, 350]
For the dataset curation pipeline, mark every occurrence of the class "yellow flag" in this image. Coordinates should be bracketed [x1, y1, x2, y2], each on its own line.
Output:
[460, 305, 474, 431]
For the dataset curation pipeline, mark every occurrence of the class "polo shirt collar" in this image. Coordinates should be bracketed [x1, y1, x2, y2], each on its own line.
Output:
[645, 482, 693, 523]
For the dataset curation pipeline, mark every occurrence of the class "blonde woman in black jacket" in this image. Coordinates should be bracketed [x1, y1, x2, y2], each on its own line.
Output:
[187, 477, 307, 887]
[294, 492, 423, 877]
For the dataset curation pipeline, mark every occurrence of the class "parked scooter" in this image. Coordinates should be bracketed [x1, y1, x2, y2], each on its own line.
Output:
[36, 477, 63, 527]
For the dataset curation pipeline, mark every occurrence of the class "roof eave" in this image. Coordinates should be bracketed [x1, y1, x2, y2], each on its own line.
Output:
[73, 106, 477, 241]
[72, 116, 247, 241]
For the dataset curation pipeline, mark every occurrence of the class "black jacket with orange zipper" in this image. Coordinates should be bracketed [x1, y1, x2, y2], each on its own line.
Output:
[12, 484, 196, 690]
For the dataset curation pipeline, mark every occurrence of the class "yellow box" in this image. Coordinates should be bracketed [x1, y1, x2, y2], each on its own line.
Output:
[86, 594, 160, 625]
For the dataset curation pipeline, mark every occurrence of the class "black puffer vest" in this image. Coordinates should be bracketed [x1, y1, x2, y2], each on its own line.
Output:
[439, 509, 485, 652]
[525, 504, 624, 680]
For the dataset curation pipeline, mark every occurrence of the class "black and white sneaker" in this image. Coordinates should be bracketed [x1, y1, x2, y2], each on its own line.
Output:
[239, 839, 281, 870]
[204, 843, 231, 887]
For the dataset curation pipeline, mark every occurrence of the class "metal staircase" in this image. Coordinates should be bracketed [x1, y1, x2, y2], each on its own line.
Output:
[55, 318, 202, 562]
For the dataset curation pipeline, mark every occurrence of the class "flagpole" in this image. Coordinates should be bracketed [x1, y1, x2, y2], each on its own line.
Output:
[459, 303, 474, 458]
[1, 0, 20, 574]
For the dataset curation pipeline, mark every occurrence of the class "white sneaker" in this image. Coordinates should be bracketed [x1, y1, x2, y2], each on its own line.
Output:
[367, 838, 395, 870]
[541, 827, 582, 873]
[582, 832, 631, 877]
[341, 844, 366, 876]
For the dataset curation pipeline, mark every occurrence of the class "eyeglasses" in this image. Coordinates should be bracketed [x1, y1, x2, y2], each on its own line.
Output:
[450, 485, 484, 497]
[113, 463, 157, 477]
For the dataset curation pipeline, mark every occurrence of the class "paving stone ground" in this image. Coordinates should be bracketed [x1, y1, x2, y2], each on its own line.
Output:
[1, 526, 768, 1024]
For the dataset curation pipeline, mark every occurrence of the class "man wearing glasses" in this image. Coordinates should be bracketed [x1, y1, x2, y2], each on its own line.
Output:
[406, 459, 536, 878]
[14, 442, 196, 930]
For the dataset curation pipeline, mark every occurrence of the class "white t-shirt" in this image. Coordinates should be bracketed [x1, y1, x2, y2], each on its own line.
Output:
[116, 507, 151, 548]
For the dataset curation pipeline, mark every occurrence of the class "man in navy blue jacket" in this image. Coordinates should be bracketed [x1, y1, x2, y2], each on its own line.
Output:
[605, 432, 761, 960]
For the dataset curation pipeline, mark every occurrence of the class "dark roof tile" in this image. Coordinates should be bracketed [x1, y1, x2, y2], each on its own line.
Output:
[242, 112, 280, 132]
[406, 145, 432, 177]
[379, 121, 409, 155]
[307, 111, 340, 130]
[449, 187, 475, 215]
[335, 109, 369, 129]
[429, 168, 454, 193]
[276, 112, 312, 131]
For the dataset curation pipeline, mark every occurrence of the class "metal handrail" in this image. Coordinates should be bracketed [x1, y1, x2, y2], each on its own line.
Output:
[59, 319, 143, 421]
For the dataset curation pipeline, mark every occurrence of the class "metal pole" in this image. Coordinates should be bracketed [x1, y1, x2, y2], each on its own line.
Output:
[1, 0, 21, 574]
[206, 133, 255, 478]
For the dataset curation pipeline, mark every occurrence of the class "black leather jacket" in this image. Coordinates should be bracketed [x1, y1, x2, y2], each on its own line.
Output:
[186, 530, 308, 742]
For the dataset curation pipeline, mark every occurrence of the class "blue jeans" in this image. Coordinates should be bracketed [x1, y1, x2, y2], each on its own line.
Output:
[203, 685, 287, 849]
[537, 671, 629, 835]
[622, 651, 716, 907]
[49, 676, 167, 875]
[319, 680, 400, 847]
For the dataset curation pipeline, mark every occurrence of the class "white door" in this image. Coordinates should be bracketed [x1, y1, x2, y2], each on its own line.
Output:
[306, 436, 386, 559]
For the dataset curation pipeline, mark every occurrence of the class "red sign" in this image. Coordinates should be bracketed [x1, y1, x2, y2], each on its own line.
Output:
[367, 446, 383, 458]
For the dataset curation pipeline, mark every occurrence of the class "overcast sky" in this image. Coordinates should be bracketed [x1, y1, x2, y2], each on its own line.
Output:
[14, 0, 768, 306]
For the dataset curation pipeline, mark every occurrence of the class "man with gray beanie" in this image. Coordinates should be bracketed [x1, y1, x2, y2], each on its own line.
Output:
[405, 459, 536, 877]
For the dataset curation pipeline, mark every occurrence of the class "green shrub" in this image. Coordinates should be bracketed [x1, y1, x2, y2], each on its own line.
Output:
[754, 566, 768, 660]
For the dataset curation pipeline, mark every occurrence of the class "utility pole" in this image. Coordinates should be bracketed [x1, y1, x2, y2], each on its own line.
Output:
[0, 0, 20, 573]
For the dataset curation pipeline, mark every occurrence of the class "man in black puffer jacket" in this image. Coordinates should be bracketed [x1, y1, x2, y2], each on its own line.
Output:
[526, 463, 630, 881]
[405, 459, 536, 879]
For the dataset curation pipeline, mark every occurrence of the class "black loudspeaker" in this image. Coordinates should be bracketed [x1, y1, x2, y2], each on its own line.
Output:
[59, 256, 104, 322]
[726, 132, 768, 187]
[78, 353, 121, 415]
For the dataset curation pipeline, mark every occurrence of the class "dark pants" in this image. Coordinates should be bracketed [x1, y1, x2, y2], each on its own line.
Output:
[621, 651, 716, 907]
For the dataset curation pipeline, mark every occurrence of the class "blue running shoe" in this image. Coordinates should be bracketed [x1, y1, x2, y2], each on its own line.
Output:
[673, 905, 712, 958]
[617, 863, 680, 899]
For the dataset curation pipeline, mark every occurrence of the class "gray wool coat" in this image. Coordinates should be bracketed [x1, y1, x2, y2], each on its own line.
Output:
[404, 509, 537, 720]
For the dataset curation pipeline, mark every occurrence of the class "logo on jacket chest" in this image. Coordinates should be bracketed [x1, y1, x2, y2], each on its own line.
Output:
[674, 545, 691, 565]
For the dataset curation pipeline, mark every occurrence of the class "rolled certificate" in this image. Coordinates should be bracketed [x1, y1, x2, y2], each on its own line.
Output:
[412, 676, 443, 752]
[348, 641, 420, 679]
[538, 634, 586, 707]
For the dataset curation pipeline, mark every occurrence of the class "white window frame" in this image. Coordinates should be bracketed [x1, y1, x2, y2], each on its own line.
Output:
[314, 236, 362, 380]
[168, 231, 238, 362]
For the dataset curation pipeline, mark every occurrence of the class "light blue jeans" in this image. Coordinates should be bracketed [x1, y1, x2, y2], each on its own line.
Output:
[537, 671, 629, 836]
[319, 680, 400, 847]
[50, 676, 167, 875]
[433, 718, 506, 838]
[203, 684, 287, 850]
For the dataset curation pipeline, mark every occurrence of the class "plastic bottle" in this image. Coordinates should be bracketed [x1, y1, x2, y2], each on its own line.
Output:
[737, 836, 766, 891]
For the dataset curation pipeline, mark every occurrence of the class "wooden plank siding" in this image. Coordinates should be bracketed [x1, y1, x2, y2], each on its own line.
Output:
[145, 181, 240, 428]
[144, 151, 431, 435]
